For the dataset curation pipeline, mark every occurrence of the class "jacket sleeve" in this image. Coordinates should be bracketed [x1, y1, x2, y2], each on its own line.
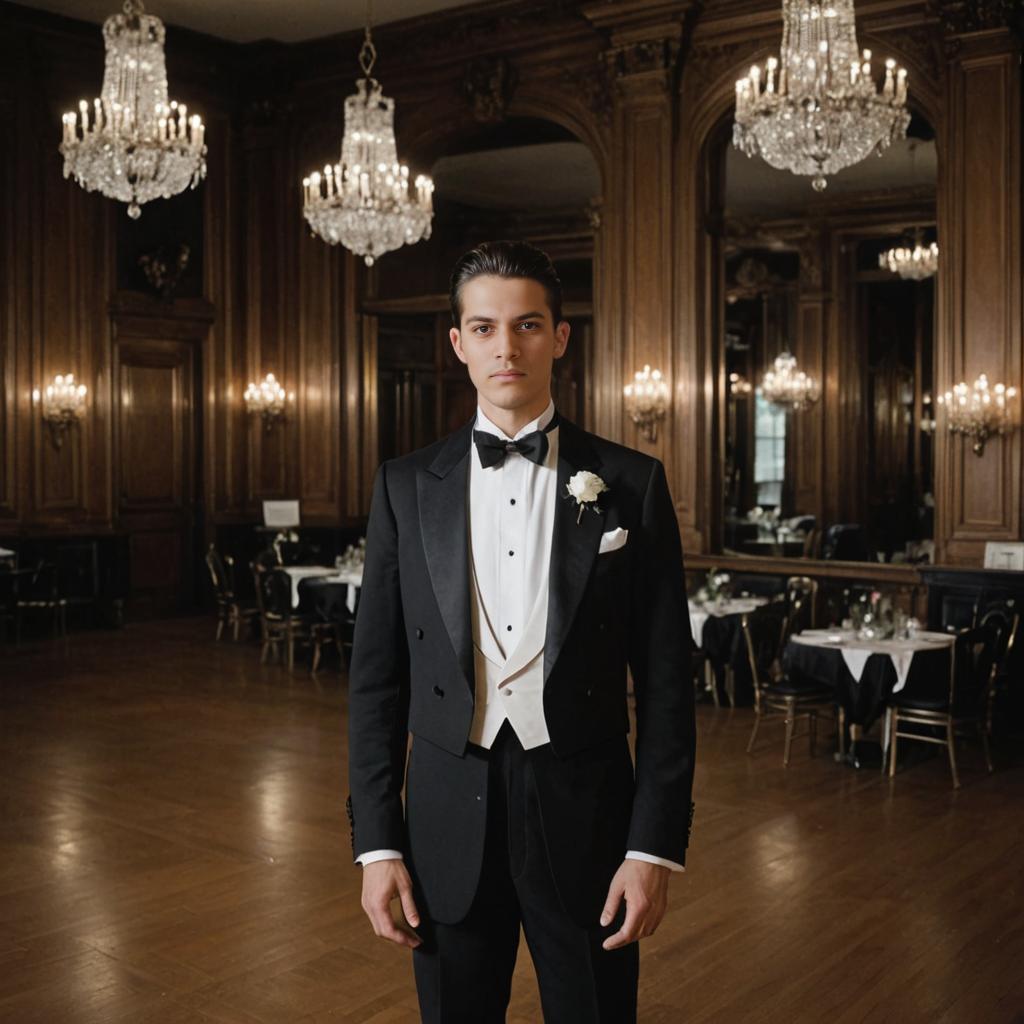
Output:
[347, 461, 411, 860]
[625, 458, 696, 865]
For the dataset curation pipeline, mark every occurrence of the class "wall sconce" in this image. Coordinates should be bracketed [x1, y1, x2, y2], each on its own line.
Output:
[729, 372, 753, 398]
[244, 373, 293, 429]
[919, 393, 937, 435]
[760, 352, 820, 412]
[623, 365, 669, 442]
[33, 373, 87, 448]
[937, 373, 1018, 456]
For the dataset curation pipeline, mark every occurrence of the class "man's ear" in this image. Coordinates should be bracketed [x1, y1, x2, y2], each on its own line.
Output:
[449, 326, 468, 365]
[553, 320, 571, 360]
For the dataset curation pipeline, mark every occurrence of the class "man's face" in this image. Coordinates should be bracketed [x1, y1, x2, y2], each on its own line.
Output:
[449, 275, 570, 415]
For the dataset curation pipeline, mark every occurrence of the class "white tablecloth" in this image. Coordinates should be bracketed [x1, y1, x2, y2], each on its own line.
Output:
[281, 566, 337, 608]
[688, 597, 769, 648]
[321, 569, 364, 613]
[791, 629, 955, 692]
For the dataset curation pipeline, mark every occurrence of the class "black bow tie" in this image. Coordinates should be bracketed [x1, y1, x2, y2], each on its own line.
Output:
[473, 413, 560, 468]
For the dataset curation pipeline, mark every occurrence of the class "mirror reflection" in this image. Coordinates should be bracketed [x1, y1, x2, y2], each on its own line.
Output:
[717, 113, 938, 564]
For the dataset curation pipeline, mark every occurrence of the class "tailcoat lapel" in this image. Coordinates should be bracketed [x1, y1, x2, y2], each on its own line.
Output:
[543, 418, 605, 685]
[417, 418, 475, 696]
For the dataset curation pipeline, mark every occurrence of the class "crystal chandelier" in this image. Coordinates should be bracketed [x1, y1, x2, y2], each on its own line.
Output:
[879, 237, 939, 280]
[59, 0, 206, 219]
[937, 374, 1018, 456]
[302, 5, 433, 266]
[760, 352, 821, 411]
[33, 373, 88, 448]
[729, 372, 753, 398]
[624, 365, 670, 441]
[733, 0, 910, 191]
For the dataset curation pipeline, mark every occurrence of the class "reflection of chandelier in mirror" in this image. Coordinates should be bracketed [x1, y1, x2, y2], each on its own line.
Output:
[302, 2, 433, 266]
[760, 352, 821, 411]
[59, 0, 206, 219]
[33, 373, 88, 448]
[919, 392, 936, 434]
[244, 374, 292, 429]
[729, 372, 753, 398]
[879, 237, 939, 280]
[623, 365, 669, 441]
[733, 0, 910, 192]
[937, 374, 1018, 456]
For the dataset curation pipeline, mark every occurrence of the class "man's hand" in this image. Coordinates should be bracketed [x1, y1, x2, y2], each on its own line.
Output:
[361, 859, 422, 949]
[600, 859, 671, 950]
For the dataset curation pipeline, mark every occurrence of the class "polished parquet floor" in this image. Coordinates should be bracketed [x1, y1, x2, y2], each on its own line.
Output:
[1, 618, 1023, 1023]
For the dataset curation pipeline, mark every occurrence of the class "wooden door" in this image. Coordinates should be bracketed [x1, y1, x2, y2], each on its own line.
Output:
[114, 338, 198, 618]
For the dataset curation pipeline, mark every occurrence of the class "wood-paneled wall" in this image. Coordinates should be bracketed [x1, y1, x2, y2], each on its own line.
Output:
[1, 0, 1021, 592]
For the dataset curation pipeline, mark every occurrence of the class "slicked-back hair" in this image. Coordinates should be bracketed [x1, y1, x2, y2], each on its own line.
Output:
[449, 240, 564, 327]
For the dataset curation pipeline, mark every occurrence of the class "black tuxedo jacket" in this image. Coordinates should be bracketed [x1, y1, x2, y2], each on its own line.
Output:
[347, 414, 695, 925]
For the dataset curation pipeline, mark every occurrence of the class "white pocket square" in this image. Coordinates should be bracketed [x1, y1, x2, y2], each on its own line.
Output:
[598, 527, 628, 554]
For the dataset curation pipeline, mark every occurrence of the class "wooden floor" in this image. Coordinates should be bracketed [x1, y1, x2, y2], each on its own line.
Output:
[2, 618, 1023, 1023]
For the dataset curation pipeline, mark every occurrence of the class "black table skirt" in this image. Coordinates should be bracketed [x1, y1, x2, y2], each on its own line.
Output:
[296, 577, 359, 624]
[782, 640, 951, 730]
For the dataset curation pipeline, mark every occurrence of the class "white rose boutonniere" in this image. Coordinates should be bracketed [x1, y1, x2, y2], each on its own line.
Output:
[565, 470, 608, 524]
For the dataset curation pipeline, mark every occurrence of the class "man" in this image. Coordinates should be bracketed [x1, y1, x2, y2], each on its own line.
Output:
[347, 240, 696, 1023]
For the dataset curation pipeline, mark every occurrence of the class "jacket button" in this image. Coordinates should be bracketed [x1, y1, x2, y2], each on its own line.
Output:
[585, 688, 593, 698]
[598, 622, 607, 632]
[415, 628, 424, 639]
[433, 685, 444, 698]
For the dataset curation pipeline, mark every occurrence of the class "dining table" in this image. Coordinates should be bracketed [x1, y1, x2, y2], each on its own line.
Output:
[783, 627, 956, 765]
[689, 596, 770, 706]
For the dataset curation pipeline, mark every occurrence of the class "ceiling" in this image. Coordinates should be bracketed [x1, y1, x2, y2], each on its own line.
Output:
[20, 0, 482, 43]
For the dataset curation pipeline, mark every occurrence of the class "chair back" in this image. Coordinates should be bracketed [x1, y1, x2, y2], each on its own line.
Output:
[978, 600, 1019, 668]
[821, 524, 871, 562]
[785, 575, 817, 634]
[253, 565, 293, 619]
[740, 605, 788, 693]
[951, 623, 1002, 716]
[205, 544, 230, 599]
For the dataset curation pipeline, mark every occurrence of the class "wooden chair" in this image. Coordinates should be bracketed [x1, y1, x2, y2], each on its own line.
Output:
[251, 562, 311, 671]
[784, 575, 818, 635]
[885, 623, 1001, 788]
[744, 605, 836, 766]
[15, 561, 67, 641]
[977, 600, 1019, 738]
[205, 545, 259, 641]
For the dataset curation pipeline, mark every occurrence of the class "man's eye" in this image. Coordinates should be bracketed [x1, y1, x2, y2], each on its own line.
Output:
[517, 321, 539, 331]
[473, 325, 492, 335]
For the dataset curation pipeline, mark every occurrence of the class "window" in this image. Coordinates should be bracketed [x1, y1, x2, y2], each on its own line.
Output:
[754, 390, 786, 507]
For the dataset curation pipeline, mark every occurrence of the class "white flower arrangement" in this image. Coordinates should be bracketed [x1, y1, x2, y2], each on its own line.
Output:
[565, 470, 608, 524]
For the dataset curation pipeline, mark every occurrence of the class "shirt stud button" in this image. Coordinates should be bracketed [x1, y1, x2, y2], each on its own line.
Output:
[508, 550, 514, 557]
[506, 625, 512, 632]
[510, 498, 516, 505]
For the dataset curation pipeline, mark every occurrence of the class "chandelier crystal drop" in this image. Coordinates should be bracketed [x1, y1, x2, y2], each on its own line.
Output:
[302, 13, 433, 266]
[760, 352, 821, 411]
[59, 0, 206, 219]
[733, 0, 910, 192]
[879, 239, 939, 280]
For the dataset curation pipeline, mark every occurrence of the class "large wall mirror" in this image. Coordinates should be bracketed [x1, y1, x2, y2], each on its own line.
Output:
[711, 110, 938, 565]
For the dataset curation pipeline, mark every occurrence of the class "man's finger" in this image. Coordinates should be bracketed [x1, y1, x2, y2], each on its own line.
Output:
[599, 876, 625, 927]
[370, 903, 421, 948]
[398, 881, 421, 928]
[602, 898, 645, 950]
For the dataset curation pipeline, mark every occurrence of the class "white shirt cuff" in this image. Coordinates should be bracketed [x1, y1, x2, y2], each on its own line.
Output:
[355, 849, 404, 867]
[625, 850, 685, 872]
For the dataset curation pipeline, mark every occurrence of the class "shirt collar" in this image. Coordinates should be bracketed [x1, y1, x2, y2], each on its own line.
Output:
[475, 397, 556, 442]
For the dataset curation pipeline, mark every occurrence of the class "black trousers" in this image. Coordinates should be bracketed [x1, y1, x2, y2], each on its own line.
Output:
[411, 721, 639, 1023]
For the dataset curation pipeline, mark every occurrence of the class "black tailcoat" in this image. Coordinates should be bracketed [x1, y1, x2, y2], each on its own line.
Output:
[347, 415, 696, 925]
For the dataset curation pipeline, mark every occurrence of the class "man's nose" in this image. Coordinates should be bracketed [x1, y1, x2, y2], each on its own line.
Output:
[494, 327, 519, 359]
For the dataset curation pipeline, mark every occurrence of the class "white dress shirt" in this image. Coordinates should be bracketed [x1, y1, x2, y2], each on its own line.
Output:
[357, 398, 682, 872]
